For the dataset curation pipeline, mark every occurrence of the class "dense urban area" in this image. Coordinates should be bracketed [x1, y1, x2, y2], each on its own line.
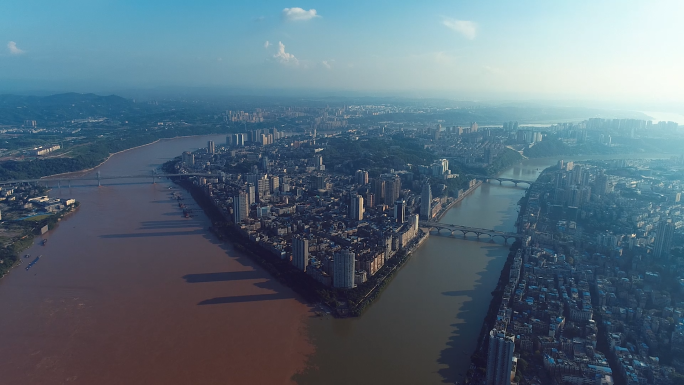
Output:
[1, 93, 684, 384]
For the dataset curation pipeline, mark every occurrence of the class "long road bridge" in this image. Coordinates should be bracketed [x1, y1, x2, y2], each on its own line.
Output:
[420, 221, 521, 243]
[0, 172, 215, 187]
[463, 174, 534, 187]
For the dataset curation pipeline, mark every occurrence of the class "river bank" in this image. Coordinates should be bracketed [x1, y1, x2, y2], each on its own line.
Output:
[41, 139, 165, 179]
[167, 170, 432, 318]
[0, 202, 80, 279]
[41, 133, 224, 180]
[434, 180, 483, 221]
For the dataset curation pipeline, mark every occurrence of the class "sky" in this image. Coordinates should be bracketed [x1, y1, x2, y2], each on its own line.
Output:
[0, 0, 683, 103]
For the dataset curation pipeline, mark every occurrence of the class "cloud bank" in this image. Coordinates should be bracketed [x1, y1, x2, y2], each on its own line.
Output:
[273, 41, 298, 65]
[7, 41, 25, 55]
[282, 7, 320, 21]
[442, 18, 477, 40]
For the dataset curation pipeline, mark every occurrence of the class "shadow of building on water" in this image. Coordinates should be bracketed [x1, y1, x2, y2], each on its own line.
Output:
[436, 246, 508, 384]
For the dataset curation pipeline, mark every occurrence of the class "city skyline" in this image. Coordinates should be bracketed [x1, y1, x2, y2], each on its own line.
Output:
[1, 1, 683, 103]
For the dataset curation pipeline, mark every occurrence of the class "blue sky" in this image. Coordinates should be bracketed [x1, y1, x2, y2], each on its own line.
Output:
[0, 0, 682, 102]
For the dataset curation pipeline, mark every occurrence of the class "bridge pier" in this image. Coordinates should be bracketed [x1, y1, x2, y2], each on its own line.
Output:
[514, 182, 518, 187]
[499, 180, 502, 185]
[97, 171, 101, 187]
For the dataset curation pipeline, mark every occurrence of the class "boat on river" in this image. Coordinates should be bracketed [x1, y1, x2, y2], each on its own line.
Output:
[25, 255, 41, 271]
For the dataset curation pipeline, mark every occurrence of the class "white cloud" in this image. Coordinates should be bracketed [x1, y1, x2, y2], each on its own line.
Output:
[254, 16, 265, 22]
[322, 60, 333, 69]
[442, 18, 477, 40]
[282, 7, 320, 21]
[264, 40, 271, 49]
[273, 41, 299, 65]
[433, 52, 455, 65]
[7, 41, 25, 55]
[484, 65, 503, 74]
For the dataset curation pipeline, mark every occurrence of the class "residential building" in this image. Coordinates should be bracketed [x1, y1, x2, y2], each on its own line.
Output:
[333, 249, 355, 289]
[486, 329, 515, 385]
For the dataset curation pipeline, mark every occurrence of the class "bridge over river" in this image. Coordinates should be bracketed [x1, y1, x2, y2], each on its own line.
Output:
[0, 172, 215, 187]
[463, 174, 534, 187]
[420, 221, 522, 243]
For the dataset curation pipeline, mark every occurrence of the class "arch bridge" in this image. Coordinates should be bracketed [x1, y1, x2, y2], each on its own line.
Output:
[464, 174, 533, 187]
[0, 172, 216, 187]
[420, 221, 521, 243]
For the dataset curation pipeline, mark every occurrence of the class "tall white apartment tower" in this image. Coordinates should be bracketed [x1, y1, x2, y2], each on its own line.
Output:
[486, 329, 515, 385]
[654, 220, 675, 260]
[333, 249, 355, 289]
[350, 195, 364, 221]
[232, 192, 249, 223]
[420, 183, 432, 220]
[292, 237, 309, 271]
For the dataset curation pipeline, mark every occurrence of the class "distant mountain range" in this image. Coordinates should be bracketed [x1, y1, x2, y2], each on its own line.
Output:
[0, 91, 661, 127]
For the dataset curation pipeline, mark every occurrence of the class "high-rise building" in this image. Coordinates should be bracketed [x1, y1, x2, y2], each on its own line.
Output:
[314, 154, 323, 167]
[420, 183, 432, 220]
[257, 176, 270, 202]
[246, 183, 256, 205]
[654, 220, 675, 260]
[181, 151, 194, 166]
[333, 249, 355, 289]
[374, 179, 385, 202]
[394, 200, 405, 223]
[484, 147, 495, 164]
[570, 165, 582, 186]
[350, 195, 364, 221]
[235, 133, 245, 146]
[383, 176, 401, 205]
[366, 192, 375, 209]
[314, 174, 326, 190]
[595, 172, 609, 197]
[355, 170, 369, 185]
[207, 140, 215, 154]
[269, 175, 279, 194]
[431, 159, 450, 176]
[233, 192, 249, 223]
[225, 135, 233, 146]
[486, 329, 515, 385]
[292, 236, 309, 271]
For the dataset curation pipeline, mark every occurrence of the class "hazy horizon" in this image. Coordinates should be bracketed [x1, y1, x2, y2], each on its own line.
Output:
[1, 1, 683, 106]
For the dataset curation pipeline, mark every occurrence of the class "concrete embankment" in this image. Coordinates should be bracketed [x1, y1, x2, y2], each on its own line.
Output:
[433, 181, 483, 222]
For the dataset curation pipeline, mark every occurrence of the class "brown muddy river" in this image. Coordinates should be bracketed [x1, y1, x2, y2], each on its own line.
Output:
[0, 135, 313, 385]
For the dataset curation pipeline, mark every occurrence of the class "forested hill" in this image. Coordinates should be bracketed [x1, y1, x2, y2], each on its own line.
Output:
[0, 93, 154, 125]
